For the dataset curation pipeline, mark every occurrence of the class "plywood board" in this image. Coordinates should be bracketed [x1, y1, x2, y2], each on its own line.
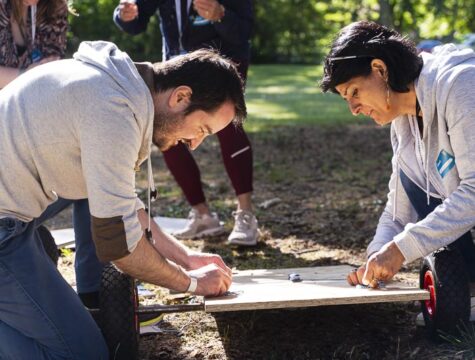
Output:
[205, 266, 429, 313]
[50, 216, 188, 248]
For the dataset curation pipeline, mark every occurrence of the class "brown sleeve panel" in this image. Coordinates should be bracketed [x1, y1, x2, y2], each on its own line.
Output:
[91, 215, 130, 262]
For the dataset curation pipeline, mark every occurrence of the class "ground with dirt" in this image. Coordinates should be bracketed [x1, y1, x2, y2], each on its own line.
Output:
[54, 123, 473, 359]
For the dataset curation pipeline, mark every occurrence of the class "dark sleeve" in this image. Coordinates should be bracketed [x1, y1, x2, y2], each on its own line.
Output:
[213, 0, 253, 46]
[38, 3, 68, 58]
[113, 0, 161, 35]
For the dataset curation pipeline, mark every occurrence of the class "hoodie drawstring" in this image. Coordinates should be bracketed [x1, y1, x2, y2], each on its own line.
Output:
[425, 128, 431, 205]
[146, 156, 157, 244]
[393, 135, 402, 222]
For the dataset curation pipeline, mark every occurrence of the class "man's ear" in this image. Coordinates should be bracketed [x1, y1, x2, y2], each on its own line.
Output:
[370, 59, 388, 80]
[169, 85, 192, 109]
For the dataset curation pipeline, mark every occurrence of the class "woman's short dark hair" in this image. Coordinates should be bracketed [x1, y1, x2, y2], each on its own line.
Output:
[153, 49, 247, 125]
[321, 21, 423, 94]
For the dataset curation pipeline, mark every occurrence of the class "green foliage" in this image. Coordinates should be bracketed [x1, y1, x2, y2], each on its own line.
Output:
[244, 64, 357, 132]
[67, 0, 163, 61]
[67, 0, 475, 64]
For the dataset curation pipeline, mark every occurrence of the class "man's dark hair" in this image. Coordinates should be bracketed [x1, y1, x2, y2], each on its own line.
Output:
[153, 49, 247, 125]
[321, 21, 423, 94]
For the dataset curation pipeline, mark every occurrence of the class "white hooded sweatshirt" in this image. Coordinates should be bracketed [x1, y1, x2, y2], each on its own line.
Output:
[368, 45, 475, 263]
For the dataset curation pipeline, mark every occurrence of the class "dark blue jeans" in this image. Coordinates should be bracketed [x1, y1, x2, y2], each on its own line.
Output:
[0, 199, 108, 359]
[400, 170, 475, 279]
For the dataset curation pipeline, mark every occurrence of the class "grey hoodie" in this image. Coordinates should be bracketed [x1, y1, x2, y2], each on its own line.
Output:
[0, 41, 154, 261]
[368, 44, 475, 263]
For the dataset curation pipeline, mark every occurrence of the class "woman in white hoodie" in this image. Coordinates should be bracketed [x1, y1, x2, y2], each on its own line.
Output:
[321, 21, 475, 291]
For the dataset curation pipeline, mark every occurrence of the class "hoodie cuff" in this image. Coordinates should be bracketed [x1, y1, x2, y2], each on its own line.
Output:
[393, 231, 425, 264]
[135, 197, 145, 212]
[367, 242, 383, 259]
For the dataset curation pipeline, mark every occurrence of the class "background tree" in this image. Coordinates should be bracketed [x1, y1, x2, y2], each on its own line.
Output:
[67, 0, 475, 64]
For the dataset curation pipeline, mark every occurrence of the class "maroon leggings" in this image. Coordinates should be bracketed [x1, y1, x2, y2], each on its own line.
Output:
[162, 61, 253, 206]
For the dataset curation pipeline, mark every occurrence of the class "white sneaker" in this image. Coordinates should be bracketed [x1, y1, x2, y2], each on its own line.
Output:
[172, 209, 225, 239]
[228, 210, 259, 246]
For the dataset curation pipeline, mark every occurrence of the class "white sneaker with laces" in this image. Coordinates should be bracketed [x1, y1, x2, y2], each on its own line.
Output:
[228, 210, 259, 246]
[172, 209, 225, 240]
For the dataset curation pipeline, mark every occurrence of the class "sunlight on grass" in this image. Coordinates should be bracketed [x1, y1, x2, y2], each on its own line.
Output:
[244, 64, 358, 132]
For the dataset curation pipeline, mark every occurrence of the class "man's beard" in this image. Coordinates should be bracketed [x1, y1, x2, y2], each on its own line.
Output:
[152, 108, 184, 151]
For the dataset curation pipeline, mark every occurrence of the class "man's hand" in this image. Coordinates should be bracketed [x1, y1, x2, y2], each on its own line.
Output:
[186, 251, 232, 277]
[188, 263, 232, 296]
[362, 241, 405, 288]
[118, 0, 138, 22]
[347, 264, 366, 286]
[193, 0, 224, 22]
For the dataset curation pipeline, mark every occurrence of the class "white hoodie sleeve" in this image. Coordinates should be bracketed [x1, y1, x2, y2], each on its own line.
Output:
[79, 97, 144, 262]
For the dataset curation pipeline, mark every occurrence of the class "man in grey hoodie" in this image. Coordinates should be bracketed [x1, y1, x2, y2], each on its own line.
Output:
[322, 22, 475, 289]
[0, 41, 245, 359]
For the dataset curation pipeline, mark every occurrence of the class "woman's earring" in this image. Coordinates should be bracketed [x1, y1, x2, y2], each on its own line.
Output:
[386, 80, 390, 110]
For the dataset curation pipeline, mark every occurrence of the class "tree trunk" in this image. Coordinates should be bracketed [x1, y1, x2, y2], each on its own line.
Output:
[379, 0, 394, 27]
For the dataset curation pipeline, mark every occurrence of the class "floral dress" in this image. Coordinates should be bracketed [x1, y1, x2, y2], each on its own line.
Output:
[0, 0, 67, 68]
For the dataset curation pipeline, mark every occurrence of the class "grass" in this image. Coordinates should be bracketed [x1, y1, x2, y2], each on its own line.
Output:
[244, 64, 360, 132]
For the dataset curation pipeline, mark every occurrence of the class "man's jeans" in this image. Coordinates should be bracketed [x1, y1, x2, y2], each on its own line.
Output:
[400, 170, 475, 279]
[0, 199, 108, 359]
[71, 199, 104, 294]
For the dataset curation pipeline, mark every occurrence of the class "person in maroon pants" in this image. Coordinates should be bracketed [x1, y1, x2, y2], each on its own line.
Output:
[114, 0, 258, 245]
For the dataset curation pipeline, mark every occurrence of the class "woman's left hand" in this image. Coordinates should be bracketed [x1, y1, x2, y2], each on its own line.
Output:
[362, 241, 405, 288]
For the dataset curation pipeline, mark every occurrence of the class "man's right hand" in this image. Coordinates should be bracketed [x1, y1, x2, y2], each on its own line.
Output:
[118, 0, 138, 22]
[188, 263, 232, 297]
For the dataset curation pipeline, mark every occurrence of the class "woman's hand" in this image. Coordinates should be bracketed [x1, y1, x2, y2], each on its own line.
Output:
[347, 264, 366, 286]
[362, 241, 405, 288]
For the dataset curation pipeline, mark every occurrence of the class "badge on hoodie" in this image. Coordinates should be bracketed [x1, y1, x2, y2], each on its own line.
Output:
[436, 149, 455, 178]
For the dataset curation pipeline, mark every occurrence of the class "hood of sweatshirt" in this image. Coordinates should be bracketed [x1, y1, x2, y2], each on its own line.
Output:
[73, 41, 154, 168]
[73, 41, 157, 234]
[417, 44, 475, 133]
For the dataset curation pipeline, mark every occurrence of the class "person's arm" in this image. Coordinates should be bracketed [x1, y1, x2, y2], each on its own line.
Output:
[113, 234, 231, 295]
[0, 66, 22, 88]
[113, 0, 159, 35]
[0, 56, 60, 89]
[193, 0, 253, 45]
[136, 209, 231, 274]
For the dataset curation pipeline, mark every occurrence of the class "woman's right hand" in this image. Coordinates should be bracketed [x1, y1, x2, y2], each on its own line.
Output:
[118, 0, 138, 22]
[347, 264, 366, 286]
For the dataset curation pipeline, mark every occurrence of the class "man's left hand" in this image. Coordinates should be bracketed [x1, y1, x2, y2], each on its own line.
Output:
[193, 0, 224, 22]
[187, 252, 232, 277]
[362, 241, 405, 288]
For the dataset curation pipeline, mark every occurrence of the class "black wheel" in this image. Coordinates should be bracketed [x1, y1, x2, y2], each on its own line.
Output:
[420, 248, 471, 337]
[38, 225, 59, 266]
[99, 264, 139, 360]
